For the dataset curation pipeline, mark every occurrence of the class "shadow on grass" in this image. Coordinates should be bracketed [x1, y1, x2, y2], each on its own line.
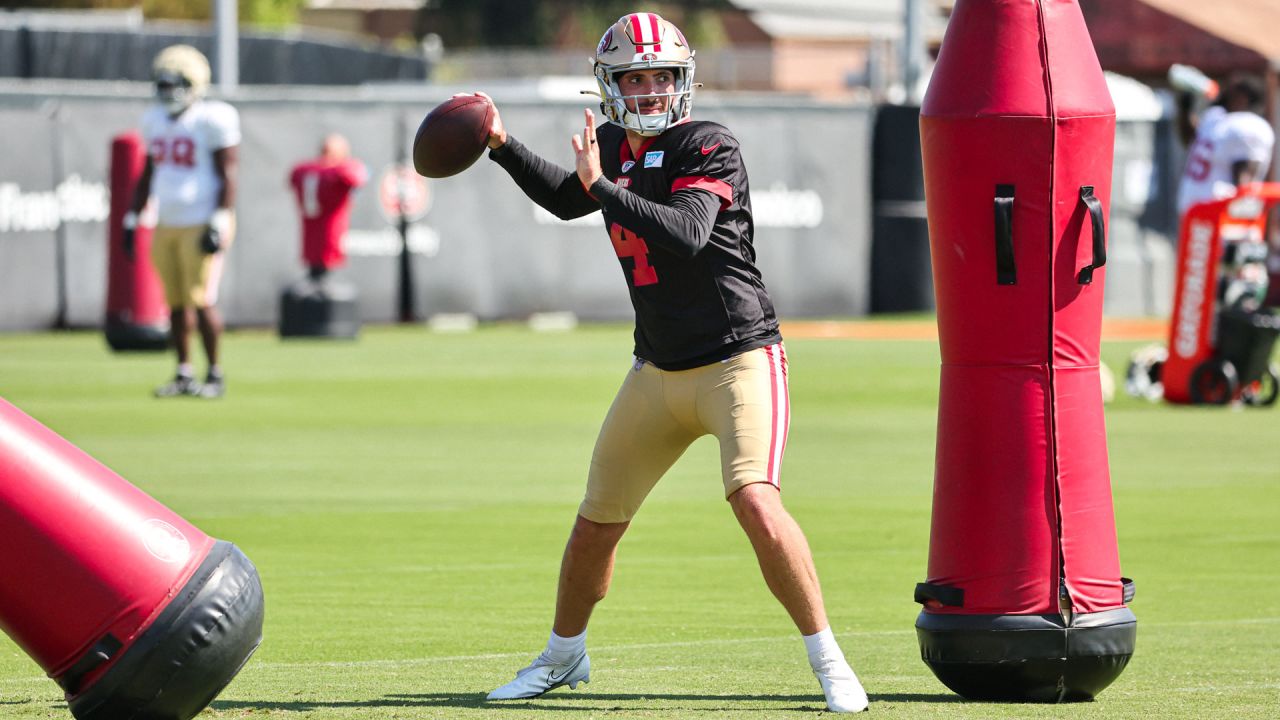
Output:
[214, 691, 961, 713]
[871, 693, 964, 703]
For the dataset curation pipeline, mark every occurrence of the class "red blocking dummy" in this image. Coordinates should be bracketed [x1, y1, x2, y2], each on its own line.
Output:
[914, 0, 1135, 702]
[105, 132, 169, 351]
[0, 398, 263, 720]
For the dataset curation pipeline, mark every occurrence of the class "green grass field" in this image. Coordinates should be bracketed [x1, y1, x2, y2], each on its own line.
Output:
[0, 324, 1276, 719]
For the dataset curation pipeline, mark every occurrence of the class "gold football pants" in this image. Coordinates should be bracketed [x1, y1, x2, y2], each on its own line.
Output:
[580, 343, 790, 524]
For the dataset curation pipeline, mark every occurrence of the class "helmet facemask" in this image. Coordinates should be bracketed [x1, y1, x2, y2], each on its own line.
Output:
[151, 45, 211, 116]
[595, 61, 696, 137]
[155, 71, 197, 115]
[591, 13, 696, 137]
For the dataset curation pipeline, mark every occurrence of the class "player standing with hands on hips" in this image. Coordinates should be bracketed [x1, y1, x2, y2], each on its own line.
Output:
[475, 12, 868, 713]
[123, 45, 240, 399]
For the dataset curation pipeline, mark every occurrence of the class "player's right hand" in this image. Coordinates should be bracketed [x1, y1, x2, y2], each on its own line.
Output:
[456, 91, 507, 149]
[121, 211, 138, 261]
[201, 208, 233, 255]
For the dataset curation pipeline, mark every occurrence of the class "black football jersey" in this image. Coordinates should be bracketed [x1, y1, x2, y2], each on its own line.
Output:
[488, 121, 782, 370]
[591, 120, 781, 369]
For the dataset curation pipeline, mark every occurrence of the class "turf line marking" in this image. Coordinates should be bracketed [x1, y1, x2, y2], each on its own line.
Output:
[250, 632, 913, 670]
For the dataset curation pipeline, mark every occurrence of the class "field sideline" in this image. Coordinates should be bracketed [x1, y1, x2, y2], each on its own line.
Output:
[0, 322, 1276, 719]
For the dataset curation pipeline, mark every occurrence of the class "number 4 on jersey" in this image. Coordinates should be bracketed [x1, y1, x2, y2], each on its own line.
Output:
[609, 223, 658, 286]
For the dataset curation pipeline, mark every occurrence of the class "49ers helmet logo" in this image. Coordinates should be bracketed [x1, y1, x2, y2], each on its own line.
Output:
[597, 28, 616, 56]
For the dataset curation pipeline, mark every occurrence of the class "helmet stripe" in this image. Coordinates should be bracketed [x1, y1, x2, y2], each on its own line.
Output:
[629, 14, 645, 45]
[649, 14, 662, 52]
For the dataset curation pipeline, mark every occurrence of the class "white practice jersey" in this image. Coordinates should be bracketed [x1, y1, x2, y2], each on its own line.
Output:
[1177, 105, 1275, 215]
[141, 100, 241, 226]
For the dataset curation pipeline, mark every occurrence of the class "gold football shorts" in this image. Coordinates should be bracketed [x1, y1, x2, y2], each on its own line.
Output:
[150, 222, 235, 309]
[580, 343, 791, 524]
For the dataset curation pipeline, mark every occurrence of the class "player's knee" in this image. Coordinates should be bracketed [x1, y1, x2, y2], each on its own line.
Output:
[730, 483, 785, 539]
[567, 514, 628, 553]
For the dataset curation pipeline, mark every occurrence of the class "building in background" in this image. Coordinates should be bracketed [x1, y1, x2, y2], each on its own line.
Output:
[1080, 0, 1279, 121]
[298, 0, 949, 99]
[299, 0, 422, 47]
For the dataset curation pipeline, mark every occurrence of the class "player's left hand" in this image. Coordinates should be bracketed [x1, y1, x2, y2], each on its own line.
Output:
[201, 208, 233, 254]
[571, 108, 602, 189]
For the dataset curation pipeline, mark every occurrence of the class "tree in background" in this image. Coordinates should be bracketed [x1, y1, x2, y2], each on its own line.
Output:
[0, 0, 309, 28]
[415, 0, 730, 51]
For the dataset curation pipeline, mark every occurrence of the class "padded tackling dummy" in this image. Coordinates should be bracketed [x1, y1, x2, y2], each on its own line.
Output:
[105, 132, 169, 352]
[914, 0, 1135, 702]
[0, 398, 264, 720]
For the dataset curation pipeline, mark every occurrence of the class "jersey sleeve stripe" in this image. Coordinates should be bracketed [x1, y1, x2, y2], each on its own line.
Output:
[671, 176, 733, 210]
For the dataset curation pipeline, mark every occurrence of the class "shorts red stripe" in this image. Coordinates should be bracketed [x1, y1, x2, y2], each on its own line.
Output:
[765, 344, 780, 487]
[778, 344, 791, 470]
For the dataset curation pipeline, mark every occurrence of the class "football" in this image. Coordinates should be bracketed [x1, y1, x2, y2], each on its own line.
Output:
[412, 95, 494, 178]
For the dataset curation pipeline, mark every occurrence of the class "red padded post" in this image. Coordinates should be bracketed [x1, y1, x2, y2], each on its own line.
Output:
[914, 0, 1135, 702]
[104, 131, 169, 351]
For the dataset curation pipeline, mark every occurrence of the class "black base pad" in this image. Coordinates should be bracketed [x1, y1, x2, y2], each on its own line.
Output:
[279, 279, 359, 339]
[69, 541, 265, 720]
[104, 318, 168, 352]
[916, 608, 1136, 702]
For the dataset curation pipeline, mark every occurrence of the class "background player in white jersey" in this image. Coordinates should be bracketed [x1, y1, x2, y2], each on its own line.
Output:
[476, 12, 867, 713]
[1175, 74, 1275, 216]
[123, 45, 240, 399]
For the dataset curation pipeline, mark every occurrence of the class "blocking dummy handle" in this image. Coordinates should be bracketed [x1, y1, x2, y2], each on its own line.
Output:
[994, 185, 1016, 285]
[1076, 185, 1107, 284]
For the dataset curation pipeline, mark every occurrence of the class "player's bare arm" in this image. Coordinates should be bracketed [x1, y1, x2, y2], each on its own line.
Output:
[121, 156, 154, 260]
[1232, 159, 1262, 187]
[1175, 92, 1198, 148]
[130, 157, 154, 215]
[214, 145, 239, 211]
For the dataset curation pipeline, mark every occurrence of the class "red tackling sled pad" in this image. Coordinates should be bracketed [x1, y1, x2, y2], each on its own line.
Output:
[915, 0, 1135, 702]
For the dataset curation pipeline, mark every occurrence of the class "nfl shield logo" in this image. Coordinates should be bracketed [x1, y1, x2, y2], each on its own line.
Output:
[621, 160, 636, 173]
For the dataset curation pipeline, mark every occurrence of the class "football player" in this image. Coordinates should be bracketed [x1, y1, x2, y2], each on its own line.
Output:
[476, 12, 868, 713]
[288, 133, 368, 280]
[123, 45, 240, 399]
[1176, 74, 1275, 216]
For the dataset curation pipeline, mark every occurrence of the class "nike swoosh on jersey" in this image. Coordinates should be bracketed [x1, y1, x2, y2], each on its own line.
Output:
[700, 142, 722, 155]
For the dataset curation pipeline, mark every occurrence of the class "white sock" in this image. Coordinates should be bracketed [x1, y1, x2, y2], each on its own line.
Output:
[544, 629, 586, 664]
[803, 627, 844, 666]
[177, 363, 194, 378]
[208, 364, 223, 378]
